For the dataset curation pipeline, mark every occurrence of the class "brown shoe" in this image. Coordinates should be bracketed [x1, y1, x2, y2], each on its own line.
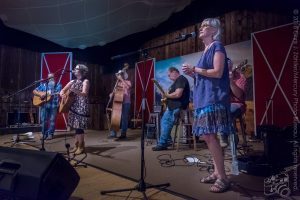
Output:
[70, 141, 79, 153]
[74, 142, 85, 155]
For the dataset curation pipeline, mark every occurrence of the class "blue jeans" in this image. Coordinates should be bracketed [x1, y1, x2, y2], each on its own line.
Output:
[110, 103, 131, 137]
[40, 105, 58, 136]
[158, 108, 180, 147]
[220, 103, 244, 145]
[231, 103, 244, 119]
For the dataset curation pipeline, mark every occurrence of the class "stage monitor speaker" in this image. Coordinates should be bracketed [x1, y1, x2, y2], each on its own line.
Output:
[237, 155, 272, 177]
[257, 124, 299, 169]
[0, 147, 80, 200]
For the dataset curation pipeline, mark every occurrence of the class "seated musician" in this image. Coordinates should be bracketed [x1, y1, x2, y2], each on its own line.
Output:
[152, 67, 190, 151]
[33, 73, 61, 140]
[108, 67, 132, 141]
[220, 58, 247, 147]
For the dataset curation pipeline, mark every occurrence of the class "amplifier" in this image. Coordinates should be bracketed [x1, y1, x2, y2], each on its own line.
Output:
[237, 155, 272, 177]
[153, 105, 162, 113]
[7, 112, 37, 125]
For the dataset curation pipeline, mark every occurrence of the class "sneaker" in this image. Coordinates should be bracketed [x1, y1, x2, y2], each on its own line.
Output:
[107, 135, 117, 139]
[167, 142, 173, 147]
[152, 146, 168, 151]
[46, 135, 53, 140]
[114, 135, 127, 141]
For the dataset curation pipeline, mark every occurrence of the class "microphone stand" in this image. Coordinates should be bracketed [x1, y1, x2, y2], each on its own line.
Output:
[31, 75, 56, 151]
[40, 70, 71, 151]
[101, 36, 193, 199]
[2, 78, 48, 148]
[39, 80, 49, 151]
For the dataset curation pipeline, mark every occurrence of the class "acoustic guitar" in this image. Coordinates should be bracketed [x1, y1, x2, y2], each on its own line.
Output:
[33, 91, 59, 106]
[233, 59, 252, 78]
[59, 89, 75, 113]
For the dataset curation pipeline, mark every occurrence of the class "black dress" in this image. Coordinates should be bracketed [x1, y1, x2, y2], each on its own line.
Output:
[68, 79, 89, 129]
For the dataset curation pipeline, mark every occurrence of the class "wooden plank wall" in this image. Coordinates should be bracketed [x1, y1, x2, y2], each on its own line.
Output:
[144, 10, 290, 61]
[0, 10, 290, 130]
[0, 45, 40, 127]
[142, 10, 289, 135]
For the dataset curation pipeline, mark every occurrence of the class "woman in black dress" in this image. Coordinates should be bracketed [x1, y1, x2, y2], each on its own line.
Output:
[60, 64, 90, 155]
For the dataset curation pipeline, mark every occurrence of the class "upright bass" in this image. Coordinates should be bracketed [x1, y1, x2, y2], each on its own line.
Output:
[106, 63, 129, 132]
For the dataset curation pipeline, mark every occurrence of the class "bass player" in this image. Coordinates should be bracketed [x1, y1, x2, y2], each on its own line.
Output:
[108, 64, 132, 141]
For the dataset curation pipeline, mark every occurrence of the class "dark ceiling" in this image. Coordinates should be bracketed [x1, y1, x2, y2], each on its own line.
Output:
[0, 0, 298, 71]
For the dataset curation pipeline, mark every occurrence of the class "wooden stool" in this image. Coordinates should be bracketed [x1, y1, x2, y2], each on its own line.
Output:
[173, 110, 197, 151]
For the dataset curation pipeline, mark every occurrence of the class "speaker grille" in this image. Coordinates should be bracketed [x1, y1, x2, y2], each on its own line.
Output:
[0, 147, 79, 200]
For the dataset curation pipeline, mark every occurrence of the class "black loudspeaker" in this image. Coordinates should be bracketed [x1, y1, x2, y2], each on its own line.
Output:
[237, 155, 272, 177]
[0, 147, 80, 200]
[257, 124, 300, 168]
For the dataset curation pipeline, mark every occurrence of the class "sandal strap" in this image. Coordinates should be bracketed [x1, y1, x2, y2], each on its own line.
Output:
[215, 179, 227, 187]
[200, 174, 217, 183]
[210, 179, 230, 193]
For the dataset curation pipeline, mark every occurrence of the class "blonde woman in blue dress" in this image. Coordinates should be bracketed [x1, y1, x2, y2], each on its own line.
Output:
[183, 18, 231, 193]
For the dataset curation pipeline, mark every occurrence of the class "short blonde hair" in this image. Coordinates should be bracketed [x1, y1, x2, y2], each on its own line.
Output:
[201, 18, 222, 41]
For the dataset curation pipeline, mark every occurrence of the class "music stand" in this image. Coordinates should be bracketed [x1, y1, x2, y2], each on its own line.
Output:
[100, 34, 193, 199]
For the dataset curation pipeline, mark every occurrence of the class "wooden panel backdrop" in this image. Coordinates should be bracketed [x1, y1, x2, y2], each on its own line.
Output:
[0, 45, 40, 127]
[0, 9, 290, 131]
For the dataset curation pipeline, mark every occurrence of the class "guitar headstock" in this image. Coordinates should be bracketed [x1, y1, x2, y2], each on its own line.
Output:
[234, 59, 248, 70]
[232, 59, 252, 78]
[123, 63, 129, 71]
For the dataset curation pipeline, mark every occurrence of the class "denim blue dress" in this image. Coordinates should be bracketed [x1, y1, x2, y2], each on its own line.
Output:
[193, 41, 232, 136]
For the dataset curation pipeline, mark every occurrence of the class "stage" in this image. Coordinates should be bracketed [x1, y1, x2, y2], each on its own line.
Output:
[0, 128, 283, 200]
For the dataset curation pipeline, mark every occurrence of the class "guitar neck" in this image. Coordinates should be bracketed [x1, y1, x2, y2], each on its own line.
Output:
[152, 79, 165, 96]
[37, 92, 59, 96]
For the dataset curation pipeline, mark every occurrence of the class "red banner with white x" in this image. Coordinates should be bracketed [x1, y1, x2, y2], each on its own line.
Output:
[252, 24, 299, 128]
[134, 58, 155, 124]
[40, 52, 72, 131]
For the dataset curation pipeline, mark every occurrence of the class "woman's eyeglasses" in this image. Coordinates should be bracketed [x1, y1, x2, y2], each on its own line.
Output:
[199, 24, 211, 29]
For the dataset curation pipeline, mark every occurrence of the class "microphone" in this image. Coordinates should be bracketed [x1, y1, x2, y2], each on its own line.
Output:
[62, 69, 74, 73]
[115, 70, 124, 76]
[175, 32, 196, 40]
[53, 68, 73, 74]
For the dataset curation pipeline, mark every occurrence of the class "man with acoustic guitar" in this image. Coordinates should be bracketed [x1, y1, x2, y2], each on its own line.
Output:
[33, 73, 62, 140]
[108, 66, 132, 141]
[152, 67, 190, 151]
